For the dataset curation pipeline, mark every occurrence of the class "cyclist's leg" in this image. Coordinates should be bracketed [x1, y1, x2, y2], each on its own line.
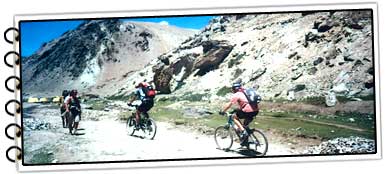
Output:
[243, 111, 258, 127]
[144, 100, 153, 118]
[232, 110, 246, 132]
[60, 106, 66, 128]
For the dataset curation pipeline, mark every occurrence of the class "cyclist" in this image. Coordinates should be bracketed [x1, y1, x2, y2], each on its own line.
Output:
[127, 82, 155, 129]
[219, 82, 259, 146]
[64, 90, 81, 135]
[60, 90, 70, 128]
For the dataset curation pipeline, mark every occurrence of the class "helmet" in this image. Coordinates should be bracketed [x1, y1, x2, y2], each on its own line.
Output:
[232, 82, 242, 92]
[70, 89, 78, 96]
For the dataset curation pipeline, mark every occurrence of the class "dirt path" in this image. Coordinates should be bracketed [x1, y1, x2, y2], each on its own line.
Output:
[23, 103, 297, 164]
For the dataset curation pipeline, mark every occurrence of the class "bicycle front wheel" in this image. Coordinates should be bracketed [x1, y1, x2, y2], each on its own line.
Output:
[248, 129, 268, 156]
[126, 116, 136, 136]
[142, 118, 157, 140]
[214, 126, 233, 150]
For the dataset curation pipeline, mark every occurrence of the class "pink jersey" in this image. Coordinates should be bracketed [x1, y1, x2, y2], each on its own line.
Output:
[230, 91, 258, 112]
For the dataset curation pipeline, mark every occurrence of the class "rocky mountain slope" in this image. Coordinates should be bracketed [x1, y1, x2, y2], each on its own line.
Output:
[22, 19, 197, 97]
[116, 10, 374, 101]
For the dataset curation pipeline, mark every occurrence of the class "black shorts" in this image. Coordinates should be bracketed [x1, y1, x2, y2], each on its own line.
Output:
[235, 109, 258, 127]
[138, 99, 154, 113]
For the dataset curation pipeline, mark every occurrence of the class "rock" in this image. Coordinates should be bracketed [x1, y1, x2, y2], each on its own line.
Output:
[325, 91, 337, 107]
[313, 57, 324, 66]
[194, 40, 234, 76]
[332, 83, 349, 93]
[366, 67, 374, 75]
[183, 107, 213, 117]
[241, 41, 249, 46]
[305, 137, 375, 154]
[294, 84, 306, 92]
[307, 67, 318, 75]
[287, 91, 295, 101]
[317, 20, 334, 32]
[364, 79, 374, 89]
[291, 72, 303, 80]
[250, 68, 267, 81]
[288, 52, 298, 59]
[153, 54, 196, 94]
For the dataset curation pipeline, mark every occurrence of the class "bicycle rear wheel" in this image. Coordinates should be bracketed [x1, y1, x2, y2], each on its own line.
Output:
[214, 126, 233, 150]
[126, 116, 136, 136]
[248, 129, 268, 156]
[142, 118, 157, 140]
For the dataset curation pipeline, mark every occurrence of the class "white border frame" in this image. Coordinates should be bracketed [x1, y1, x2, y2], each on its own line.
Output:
[13, 2, 381, 173]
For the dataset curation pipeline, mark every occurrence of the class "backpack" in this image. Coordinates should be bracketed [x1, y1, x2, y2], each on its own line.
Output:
[142, 84, 156, 98]
[242, 88, 262, 105]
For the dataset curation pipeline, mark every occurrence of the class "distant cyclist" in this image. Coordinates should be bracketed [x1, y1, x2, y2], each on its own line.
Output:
[60, 90, 70, 128]
[127, 82, 156, 129]
[219, 82, 260, 146]
[64, 90, 81, 135]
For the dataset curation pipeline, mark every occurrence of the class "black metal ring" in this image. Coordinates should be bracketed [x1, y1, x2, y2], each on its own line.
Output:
[6, 146, 22, 163]
[4, 51, 20, 68]
[5, 123, 22, 140]
[5, 76, 21, 93]
[5, 100, 21, 116]
[4, 27, 19, 44]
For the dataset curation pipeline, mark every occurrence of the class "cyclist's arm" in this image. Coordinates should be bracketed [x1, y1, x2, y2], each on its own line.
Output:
[221, 102, 233, 113]
[128, 95, 137, 104]
[64, 97, 71, 112]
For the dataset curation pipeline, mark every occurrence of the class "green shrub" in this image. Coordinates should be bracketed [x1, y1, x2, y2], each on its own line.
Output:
[216, 86, 230, 96]
[106, 94, 131, 101]
[182, 93, 208, 101]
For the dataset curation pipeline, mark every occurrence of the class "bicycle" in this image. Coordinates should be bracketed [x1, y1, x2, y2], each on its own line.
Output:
[126, 104, 157, 140]
[214, 112, 268, 156]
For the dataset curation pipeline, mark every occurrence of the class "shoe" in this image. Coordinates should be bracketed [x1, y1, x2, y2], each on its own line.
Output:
[240, 131, 249, 147]
[240, 141, 249, 147]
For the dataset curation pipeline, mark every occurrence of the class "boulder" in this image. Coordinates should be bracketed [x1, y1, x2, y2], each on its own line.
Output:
[317, 20, 335, 32]
[153, 54, 197, 94]
[325, 91, 337, 107]
[194, 40, 234, 76]
[313, 57, 324, 66]
[287, 90, 295, 101]
[332, 83, 349, 93]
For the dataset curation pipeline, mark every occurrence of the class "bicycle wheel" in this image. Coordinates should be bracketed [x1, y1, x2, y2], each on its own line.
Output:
[248, 129, 268, 156]
[142, 118, 157, 140]
[126, 116, 136, 136]
[214, 126, 233, 150]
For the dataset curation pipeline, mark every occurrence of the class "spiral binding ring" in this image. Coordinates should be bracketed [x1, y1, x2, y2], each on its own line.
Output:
[5, 100, 21, 116]
[6, 146, 22, 163]
[5, 123, 21, 140]
[4, 51, 20, 68]
[4, 27, 19, 44]
[5, 76, 21, 93]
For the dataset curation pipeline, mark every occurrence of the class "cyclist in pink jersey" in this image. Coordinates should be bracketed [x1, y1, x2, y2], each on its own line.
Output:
[220, 82, 259, 146]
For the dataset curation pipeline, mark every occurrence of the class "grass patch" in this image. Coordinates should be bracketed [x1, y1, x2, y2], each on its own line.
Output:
[355, 94, 375, 101]
[84, 99, 109, 111]
[181, 93, 208, 102]
[106, 94, 131, 101]
[216, 86, 230, 96]
[299, 96, 326, 105]
[149, 100, 375, 141]
[30, 147, 55, 164]
[252, 116, 374, 140]
[118, 111, 132, 121]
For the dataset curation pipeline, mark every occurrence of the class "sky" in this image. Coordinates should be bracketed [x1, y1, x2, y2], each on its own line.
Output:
[20, 16, 214, 57]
